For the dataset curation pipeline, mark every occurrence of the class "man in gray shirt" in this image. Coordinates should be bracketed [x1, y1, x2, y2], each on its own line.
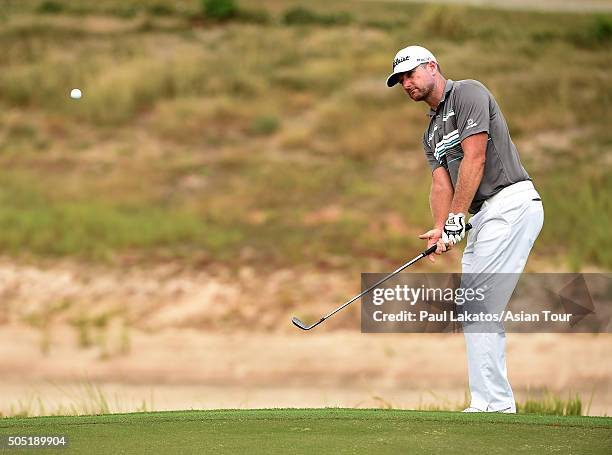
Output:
[387, 46, 544, 413]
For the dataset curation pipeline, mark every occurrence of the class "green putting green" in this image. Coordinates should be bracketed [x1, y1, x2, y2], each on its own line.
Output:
[1, 409, 611, 454]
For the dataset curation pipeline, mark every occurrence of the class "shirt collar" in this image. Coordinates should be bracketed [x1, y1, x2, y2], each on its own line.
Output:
[428, 79, 454, 117]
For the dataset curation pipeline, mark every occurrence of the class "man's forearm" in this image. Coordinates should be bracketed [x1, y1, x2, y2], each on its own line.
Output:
[451, 155, 485, 214]
[451, 133, 488, 214]
[431, 170, 453, 230]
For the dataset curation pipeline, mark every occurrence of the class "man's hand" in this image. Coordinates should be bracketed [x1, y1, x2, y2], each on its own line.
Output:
[442, 212, 466, 246]
[418, 228, 447, 263]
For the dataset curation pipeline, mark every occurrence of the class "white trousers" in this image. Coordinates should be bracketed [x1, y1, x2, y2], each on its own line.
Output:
[461, 180, 544, 412]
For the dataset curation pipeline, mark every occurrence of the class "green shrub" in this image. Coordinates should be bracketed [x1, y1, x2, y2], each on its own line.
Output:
[236, 8, 271, 25]
[283, 7, 318, 25]
[106, 5, 138, 18]
[251, 116, 280, 136]
[590, 14, 612, 42]
[282, 7, 352, 26]
[202, 0, 238, 21]
[37, 1, 64, 14]
[148, 3, 175, 16]
[567, 14, 612, 47]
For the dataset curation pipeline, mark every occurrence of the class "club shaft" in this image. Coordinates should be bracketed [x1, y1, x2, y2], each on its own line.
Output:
[322, 252, 425, 320]
[296, 222, 471, 330]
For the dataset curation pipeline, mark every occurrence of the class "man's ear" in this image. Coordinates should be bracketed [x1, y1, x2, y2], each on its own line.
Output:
[428, 61, 438, 76]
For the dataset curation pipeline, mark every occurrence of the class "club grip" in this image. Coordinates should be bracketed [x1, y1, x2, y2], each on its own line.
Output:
[423, 222, 472, 256]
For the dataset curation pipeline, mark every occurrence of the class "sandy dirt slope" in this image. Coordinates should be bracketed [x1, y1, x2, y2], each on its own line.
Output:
[0, 259, 609, 416]
[1, 326, 610, 415]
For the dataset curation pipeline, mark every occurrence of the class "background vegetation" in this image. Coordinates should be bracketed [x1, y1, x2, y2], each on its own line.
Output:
[0, 0, 611, 271]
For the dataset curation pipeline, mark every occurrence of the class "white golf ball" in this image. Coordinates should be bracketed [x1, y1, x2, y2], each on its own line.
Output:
[70, 88, 82, 99]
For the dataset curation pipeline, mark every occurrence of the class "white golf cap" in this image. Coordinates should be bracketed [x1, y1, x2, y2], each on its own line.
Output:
[386, 45, 437, 87]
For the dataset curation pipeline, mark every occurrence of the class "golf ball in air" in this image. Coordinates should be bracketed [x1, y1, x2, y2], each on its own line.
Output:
[70, 88, 82, 99]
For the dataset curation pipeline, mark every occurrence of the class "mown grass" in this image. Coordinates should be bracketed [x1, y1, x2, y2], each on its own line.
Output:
[1, 409, 610, 454]
[0, 1, 610, 269]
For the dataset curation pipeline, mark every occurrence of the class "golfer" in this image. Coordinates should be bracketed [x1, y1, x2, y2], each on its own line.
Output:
[386, 46, 544, 413]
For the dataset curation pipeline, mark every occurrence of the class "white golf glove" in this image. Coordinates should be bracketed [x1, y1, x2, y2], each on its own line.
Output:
[442, 213, 466, 246]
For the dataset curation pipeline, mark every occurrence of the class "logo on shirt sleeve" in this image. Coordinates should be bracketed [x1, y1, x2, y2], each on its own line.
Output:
[466, 118, 478, 130]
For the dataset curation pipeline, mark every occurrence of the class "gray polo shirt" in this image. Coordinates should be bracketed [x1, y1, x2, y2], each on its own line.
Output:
[423, 79, 530, 214]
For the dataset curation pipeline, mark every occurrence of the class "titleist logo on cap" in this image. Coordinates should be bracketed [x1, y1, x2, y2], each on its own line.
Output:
[393, 55, 411, 69]
[393, 56, 431, 69]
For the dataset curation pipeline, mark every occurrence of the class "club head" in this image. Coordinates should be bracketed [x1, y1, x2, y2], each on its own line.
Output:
[291, 316, 310, 330]
[292, 316, 326, 331]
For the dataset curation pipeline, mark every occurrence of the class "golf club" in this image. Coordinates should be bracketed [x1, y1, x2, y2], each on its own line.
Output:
[292, 223, 472, 330]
